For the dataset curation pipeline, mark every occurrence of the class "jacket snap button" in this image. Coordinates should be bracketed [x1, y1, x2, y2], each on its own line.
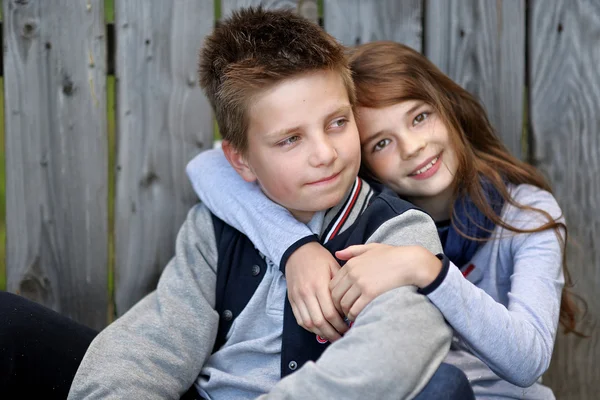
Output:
[251, 264, 261, 276]
[288, 360, 297, 370]
[222, 309, 233, 321]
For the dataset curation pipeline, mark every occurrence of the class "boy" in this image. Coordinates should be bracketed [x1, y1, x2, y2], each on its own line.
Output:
[68, 7, 456, 399]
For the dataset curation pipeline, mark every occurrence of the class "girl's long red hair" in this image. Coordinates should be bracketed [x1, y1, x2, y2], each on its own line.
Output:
[349, 41, 581, 334]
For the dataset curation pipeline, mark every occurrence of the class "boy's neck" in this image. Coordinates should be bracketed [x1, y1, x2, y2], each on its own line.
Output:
[289, 210, 316, 224]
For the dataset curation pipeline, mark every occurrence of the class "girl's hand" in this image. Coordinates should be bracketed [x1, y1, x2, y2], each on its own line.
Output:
[285, 242, 349, 342]
[330, 244, 442, 321]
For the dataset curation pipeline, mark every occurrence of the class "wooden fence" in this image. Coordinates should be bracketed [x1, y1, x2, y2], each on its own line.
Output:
[1, 0, 599, 398]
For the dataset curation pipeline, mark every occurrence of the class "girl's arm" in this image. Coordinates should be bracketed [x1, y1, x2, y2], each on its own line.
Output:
[425, 187, 565, 387]
[330, 186, 564, 387]
[186, 148, 348, 340]
[186, 148, 314, 266]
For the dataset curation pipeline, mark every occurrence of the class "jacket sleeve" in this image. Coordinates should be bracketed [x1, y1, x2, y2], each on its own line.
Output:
[68, 204, 219, 400]
[260, 208, 452, 400]
[186, 148, 315, 266]
[426, 185, 565, 387]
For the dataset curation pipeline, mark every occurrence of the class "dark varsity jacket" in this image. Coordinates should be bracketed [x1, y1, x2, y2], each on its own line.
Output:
[69, 177, 451, 400]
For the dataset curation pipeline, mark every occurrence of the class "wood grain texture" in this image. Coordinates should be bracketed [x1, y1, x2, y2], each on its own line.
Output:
[114, 0, 214, 315]
[529, 1, 600, 398]
[3, 0, 108, 329]
[425, 0, 525, 159]
[221, 0, 314, 21]
[324, 0, 422, 51]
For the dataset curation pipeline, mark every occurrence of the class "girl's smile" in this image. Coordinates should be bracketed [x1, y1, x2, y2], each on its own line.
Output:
[408, 152, 443, 179]
[357, 100, 458, 220]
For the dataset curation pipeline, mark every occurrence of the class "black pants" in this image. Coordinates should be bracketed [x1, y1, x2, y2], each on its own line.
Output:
[0, 291, 201, 399]
[0, 291, 473, 399]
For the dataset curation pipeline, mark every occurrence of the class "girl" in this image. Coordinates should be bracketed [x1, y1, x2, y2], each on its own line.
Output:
[186, 41, 580, 398]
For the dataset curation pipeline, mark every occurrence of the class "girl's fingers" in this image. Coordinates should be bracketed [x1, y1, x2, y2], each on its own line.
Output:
[294, 300, 314, 332]
[329, 266, 348, 291]
[347, 296, 370, 322]
[316, 288, 348, 337]
[335, 244, 373, 260]
[330, 271, 353, 311]
[290, 301, 304, 327]
[339, 285, 362, 317]
[305, 296, 341, 341]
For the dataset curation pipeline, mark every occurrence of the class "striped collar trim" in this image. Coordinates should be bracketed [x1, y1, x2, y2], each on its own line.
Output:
[322, 177, 372, 243]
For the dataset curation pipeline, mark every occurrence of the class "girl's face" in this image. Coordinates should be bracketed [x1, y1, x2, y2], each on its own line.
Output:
[357, 100, 458, 220]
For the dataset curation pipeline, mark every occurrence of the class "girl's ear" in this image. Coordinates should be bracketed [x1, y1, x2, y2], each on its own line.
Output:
[221, 140, 257, 183]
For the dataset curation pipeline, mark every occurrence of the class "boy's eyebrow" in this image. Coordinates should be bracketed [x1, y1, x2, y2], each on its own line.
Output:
[264, 104, 352, 140]
[324, 105, 352, 121]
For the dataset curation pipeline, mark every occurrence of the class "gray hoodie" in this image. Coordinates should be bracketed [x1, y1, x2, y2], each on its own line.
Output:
[69, 179, 451, 399]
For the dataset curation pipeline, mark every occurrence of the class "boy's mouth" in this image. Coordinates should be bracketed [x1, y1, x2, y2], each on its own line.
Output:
[308, 171, 341, 185]
[408, 152, 442, 177]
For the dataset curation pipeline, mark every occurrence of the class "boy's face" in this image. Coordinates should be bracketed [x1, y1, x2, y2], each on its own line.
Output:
[225, 69, 361, 223]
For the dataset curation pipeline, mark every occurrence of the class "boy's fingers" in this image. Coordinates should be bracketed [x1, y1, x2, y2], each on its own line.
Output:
[317, 289, 348, 335]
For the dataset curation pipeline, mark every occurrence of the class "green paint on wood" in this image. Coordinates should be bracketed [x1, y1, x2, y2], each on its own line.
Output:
[0, 77, 5, 291]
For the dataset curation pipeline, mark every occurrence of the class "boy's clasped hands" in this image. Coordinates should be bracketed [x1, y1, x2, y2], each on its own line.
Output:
[285, 242, 443, 342]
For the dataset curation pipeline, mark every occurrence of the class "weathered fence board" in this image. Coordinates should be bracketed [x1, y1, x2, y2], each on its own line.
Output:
[529, 0, 600, 398]
[3, 0, 108, 329]
[114, 0, 214, 314]
[221, 0, 317, 24]
[324, 0, 422, 51]
[425, 0, 525, 159]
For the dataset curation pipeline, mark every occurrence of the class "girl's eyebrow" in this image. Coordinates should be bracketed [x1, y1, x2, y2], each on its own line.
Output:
[361, 102, 428, 145]
[405, 101, 426, 116]
[361, 129, 386, 146]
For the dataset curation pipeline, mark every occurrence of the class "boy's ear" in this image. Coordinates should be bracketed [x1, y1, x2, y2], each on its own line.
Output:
[221, 140, 257, 183]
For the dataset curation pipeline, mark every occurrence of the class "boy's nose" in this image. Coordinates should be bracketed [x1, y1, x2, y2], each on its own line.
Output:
[309, 136, 338, 167]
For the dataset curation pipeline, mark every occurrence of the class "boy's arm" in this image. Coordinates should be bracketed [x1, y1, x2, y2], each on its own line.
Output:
[186, 148, 315, 266]
[68, 204, 219, 400]
[260, 208, 453, 400]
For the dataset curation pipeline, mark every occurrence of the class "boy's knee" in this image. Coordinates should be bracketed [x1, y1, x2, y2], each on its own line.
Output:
[415, 363, 474, 400]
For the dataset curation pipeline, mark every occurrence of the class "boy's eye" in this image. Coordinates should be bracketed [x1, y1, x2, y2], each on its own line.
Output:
[329, 118, 348, 129]
[373, 138, 391, 152]
[278, 135, 300, 147]
[412, 112, 429, 126]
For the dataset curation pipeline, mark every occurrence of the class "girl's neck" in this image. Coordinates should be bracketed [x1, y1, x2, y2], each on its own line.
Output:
[407, 188, 454, 222]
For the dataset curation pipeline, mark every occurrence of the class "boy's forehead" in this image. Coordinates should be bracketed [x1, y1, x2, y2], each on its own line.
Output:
[247, 70, 351, 137]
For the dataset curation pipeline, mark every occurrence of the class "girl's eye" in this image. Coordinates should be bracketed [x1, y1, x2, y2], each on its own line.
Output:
[330, 118, 348, 129]
[412, 112, 429, 126]
[279, 135, 300, 147]
[373, 138, 391, 152]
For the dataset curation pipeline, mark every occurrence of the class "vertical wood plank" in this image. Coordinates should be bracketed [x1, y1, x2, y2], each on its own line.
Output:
[425, 0, 525, 159]
[3, 0, 108, 329]
[324, 0, 422, 51]
[114, 0, 214, 314]
[529, 1, 600, 398]
[221, 0, 316, 23]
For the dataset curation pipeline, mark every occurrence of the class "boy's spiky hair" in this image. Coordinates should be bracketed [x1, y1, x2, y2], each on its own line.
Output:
[198, 6, 355, 152]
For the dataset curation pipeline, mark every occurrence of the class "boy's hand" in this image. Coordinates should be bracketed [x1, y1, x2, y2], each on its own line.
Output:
[285, 242, 349, 341]
[331, 244, 442, 321]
